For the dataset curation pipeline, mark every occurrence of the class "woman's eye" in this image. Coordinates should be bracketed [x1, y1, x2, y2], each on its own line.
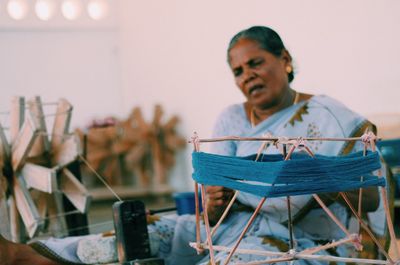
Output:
[233, 69, 242, 77]
[249, 59, 263, 68]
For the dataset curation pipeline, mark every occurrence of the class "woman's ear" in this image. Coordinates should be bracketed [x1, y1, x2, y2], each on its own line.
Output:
[281, 49, 292, 66]
[281, 49, 294, 79]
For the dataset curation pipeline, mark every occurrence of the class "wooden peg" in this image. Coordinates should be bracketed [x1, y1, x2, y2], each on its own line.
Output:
[11, 113, 39, 172]
[46, 191, 68, 238]
[27, 96, 50, 157]
[60, 168, 91, 213]
[0, 198, 11, 240]
[8, 196, 24, 242]
[0, 175, 11, 240]
[152, 141, 165, 185]
[13, 176, 43, 238]
[51, 98, 72, 150]
[163, 116, 179, 131]
[0, 175, 6, 200]
[52, 134, 82, 168]
[34, 191, 48, 221]
[10, 96, 25, 145]
[131, 107, 149, 132]
[152, 104, 164, 126]
[0, 123, 11, 161]
[21, 163, 58, 193]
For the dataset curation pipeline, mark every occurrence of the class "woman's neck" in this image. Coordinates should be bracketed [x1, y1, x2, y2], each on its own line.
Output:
[249, 89, 298, 126]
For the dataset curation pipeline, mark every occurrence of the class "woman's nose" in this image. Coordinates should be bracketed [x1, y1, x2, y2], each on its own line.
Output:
[241, 68, 256, 85]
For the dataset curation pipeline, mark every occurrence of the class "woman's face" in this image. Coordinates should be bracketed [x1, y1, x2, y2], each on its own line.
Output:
[228, 38, 291, 110]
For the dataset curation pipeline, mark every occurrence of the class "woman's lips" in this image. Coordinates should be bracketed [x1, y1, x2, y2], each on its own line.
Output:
[249, 84, 265, 96]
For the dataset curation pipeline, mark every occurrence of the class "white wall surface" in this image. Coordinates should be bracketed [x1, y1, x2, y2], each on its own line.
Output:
[1, 0, 400, 190]
[0, 31, 122, 124]
[0, 0, 122, 128]
[118, 0, 400, 137]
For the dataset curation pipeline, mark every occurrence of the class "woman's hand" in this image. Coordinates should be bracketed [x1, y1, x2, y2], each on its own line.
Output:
[205, 186, 234, 225]
[320, 186, 379, 212]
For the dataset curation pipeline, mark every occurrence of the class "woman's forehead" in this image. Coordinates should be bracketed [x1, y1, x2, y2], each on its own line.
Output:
[228, 39, 273, 64]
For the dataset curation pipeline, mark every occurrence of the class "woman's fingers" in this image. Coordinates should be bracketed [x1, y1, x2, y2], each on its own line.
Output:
[205, 186, 234, 224]
[206, 186, 232, 195]
[207, 191, 225, 200]
[206, 186, 234, 206]
[206, 187, 233, 198]
[205, 185, 223, 194]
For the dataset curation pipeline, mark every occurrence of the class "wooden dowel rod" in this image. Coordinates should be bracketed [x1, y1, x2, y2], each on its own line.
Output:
[312, 195, 354, 240]
[296, 253, 391, 265]
[189, 135, 380, 144]
[223, 197, 267, 265]
[357, 147, 367, 228]
[192, 243, 391, 264]
[241, 255, 390, 265]
[282, 144, 295, 250]
[189, 243, 284, 257]
[200, 185, 216, 265]
[239, 256, 294, 265]
[340, 192, 393, 264]
[211, 141, 269, 237]
[370, 140, 399, 260]
[211, 190, 238, 237]
[300, 235, 356, 255]
[194, 181, 202, 253]
[192, 133, 203, 254]
[380, 187, 400, 260]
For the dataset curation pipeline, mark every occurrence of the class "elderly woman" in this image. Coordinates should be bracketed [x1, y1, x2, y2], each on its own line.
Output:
[155, 26, 384, 264]
[206, 26, 380, 223]
[0, 26, 387, 265]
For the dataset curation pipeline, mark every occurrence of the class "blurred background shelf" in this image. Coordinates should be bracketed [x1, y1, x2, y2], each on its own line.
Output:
[89, 185, 174, 201]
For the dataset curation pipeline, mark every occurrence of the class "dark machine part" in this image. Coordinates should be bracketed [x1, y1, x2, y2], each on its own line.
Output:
[113, 200, 151, 261]
[113, 200, 166, 265]
[122, 258, 165, 265]
[64, 161, 90, 236]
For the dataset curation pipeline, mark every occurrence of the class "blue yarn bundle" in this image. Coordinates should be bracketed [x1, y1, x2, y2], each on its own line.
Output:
[192, 151, 385, 198]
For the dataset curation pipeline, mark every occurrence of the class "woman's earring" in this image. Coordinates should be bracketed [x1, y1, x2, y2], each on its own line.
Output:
[286, 65, 292, 74]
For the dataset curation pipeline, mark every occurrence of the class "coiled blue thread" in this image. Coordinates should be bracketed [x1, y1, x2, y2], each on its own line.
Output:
[192, 151, 385, 197]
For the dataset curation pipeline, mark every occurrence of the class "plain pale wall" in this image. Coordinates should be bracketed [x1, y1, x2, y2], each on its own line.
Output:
[1, 0, 400, 190]
[0, 0, 122, 128]
[118, 0, 400, 189]
[118, 0, 400, 137]
[0, 31, 122, 124]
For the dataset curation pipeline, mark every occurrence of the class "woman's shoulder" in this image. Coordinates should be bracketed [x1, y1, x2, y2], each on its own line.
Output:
[304, 94, 372, 137]
[309, 94, 351, 109]
[216, 103, 247, 122]
[308, 95, 365, 119]
[212, 103, 249, 137]
[220, 103, 245, 115]
[211, 103, 247, 155]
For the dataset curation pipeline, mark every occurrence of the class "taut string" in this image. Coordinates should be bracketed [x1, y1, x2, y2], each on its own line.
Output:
[79, 154, 122, 202]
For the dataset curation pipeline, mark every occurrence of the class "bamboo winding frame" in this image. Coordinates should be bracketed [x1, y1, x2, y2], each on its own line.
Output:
[189, 132, 399, 265]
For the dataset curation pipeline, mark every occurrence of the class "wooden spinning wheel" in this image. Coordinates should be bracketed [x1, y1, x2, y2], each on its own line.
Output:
[0, 96, 90, 243]
[77, 104, 186, 187]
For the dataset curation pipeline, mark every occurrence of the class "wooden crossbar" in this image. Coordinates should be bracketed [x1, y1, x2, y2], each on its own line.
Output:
[60, 168, 91, 213]
[28, 96, 50, 157]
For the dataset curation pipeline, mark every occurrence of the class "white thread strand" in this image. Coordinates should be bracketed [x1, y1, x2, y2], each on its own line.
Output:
[79, 155, 122, 202]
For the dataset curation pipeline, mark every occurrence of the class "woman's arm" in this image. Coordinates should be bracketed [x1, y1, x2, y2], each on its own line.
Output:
[0, 235, 59, 265]
[207, 105, 242, 225]
[206, 186, 234, 225]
